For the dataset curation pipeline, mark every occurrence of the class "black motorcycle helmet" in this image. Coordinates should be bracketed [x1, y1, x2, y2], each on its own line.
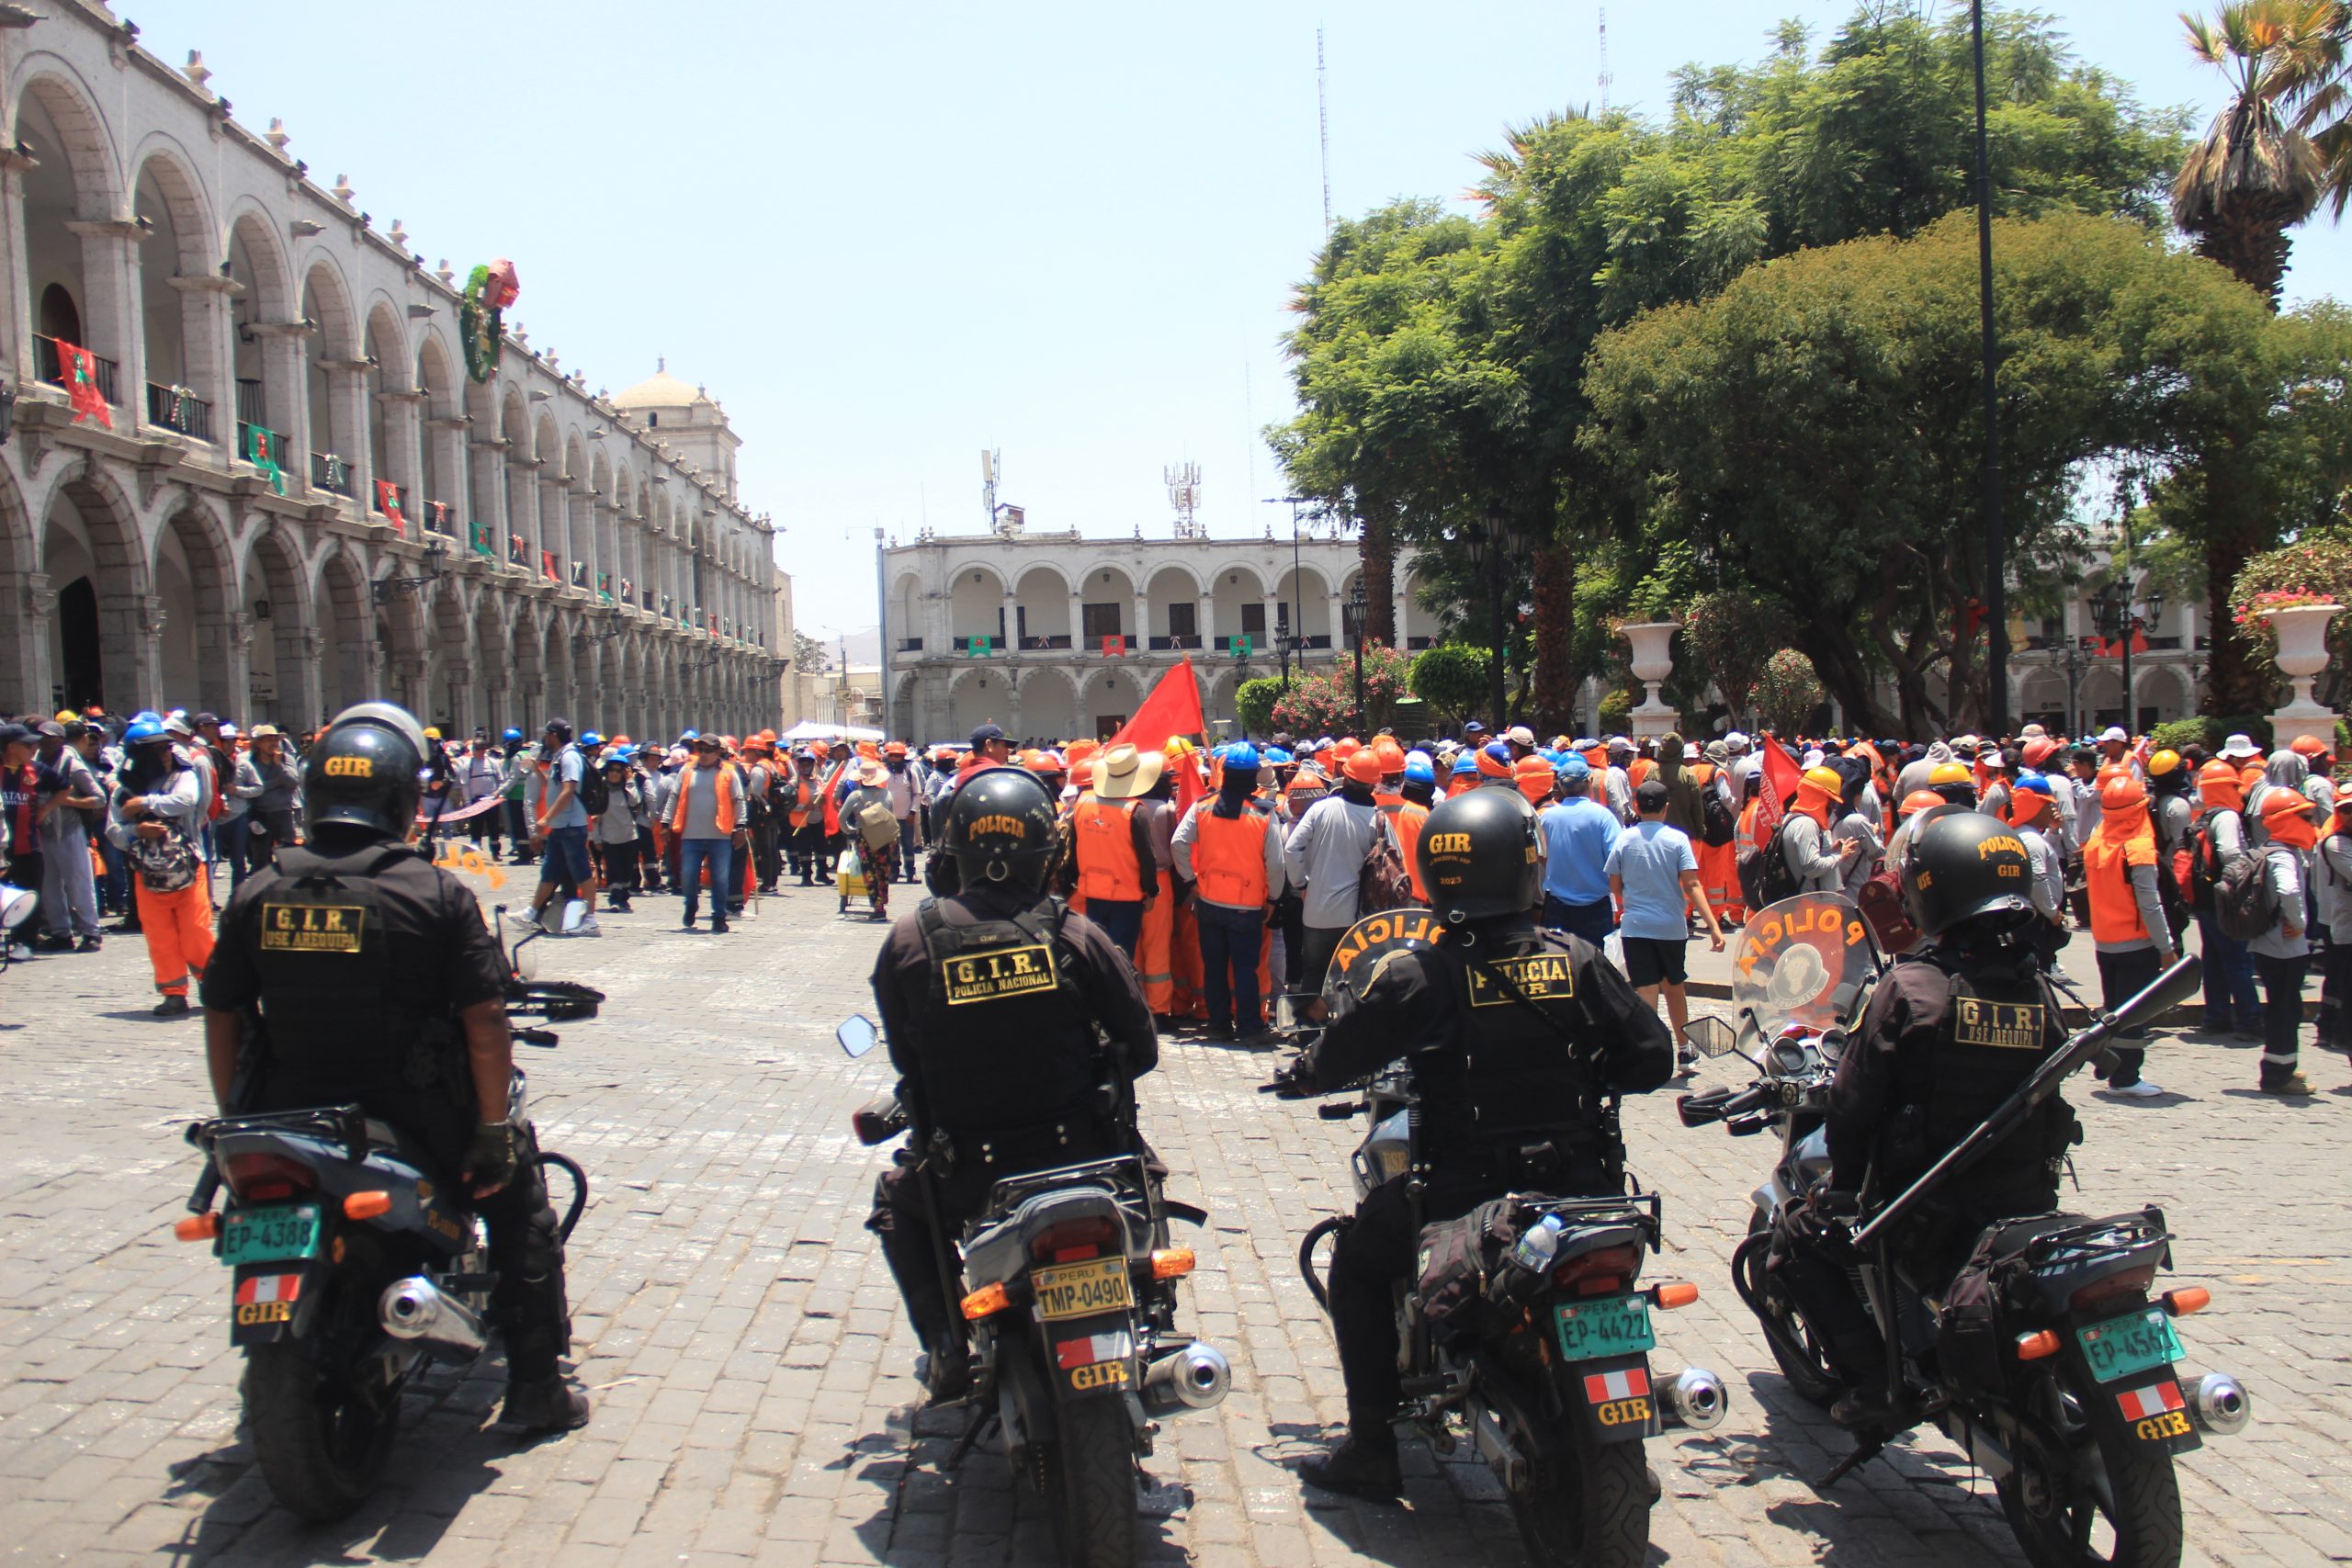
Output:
[941, 765, 1057, 892]
[302, 701, 426, 839]
[1903, 809, 2034, 941]
[1418, 785, 1540, 927]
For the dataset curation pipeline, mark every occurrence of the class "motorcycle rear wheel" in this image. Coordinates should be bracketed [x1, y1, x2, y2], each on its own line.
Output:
[1511, 1438, 1655, 1568]
[245, 1336, 399, 1521]
[1043, 1395, 1138, 1568]
[1996, 1405, 2182, 1568]
[1738, 1210, 1844, 1409]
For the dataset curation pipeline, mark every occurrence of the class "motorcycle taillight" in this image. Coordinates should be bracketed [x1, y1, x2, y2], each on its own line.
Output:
[1030, 1215, 1120, 1265]
[1553, 1243, 1641, 1296]
[2070, 1263, 2160, 1314]
[222, 1151, 319, 1202]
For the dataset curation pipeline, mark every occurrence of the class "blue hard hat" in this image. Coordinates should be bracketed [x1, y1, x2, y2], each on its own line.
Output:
[1557, 752, 1591, 781]
[1484, 740, 1513, 765]
[124, 717, 168, 745]
[1451, 752, 1479, 776]
[1403, 754, 1437, 785]
[1261, 746, 1292, 764]
[2016, 773, 2054, 796]
[680, 728, 700, 742]
[131, 710, 163, 727]
[581, 731, 604, 749]
[503, 728, 524, 743]
[1223, 741, 1261, 770]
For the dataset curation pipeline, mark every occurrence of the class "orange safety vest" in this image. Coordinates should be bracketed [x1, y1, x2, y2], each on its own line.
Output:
[2082, 830, 2157, 945]
[820, 761, 847, 835]
[1628, 758, 1656, 790]
[1075, 795, 1144, 901]
[1190, 801, 1272, 908]
[668, 760, 741, 835]
[1391, 799, 1430, 902]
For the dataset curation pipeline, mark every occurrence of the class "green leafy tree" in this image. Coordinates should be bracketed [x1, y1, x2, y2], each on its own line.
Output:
[1679, 591, 1797, 719]
[1754, 649, 1828, 735]
[1408, 643, 1492, 726]
[1235, 677, 1284, 738]
[2174, 2, 2325, 305]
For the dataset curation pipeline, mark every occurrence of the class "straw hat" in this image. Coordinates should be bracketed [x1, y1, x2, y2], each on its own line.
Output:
[1092, 742, 1163, 801]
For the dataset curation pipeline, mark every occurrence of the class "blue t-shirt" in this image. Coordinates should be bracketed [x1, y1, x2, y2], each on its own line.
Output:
[1605, 820, 1698, 941]
[1538, 796, 1623, 907]
[545, 746, 589, 829]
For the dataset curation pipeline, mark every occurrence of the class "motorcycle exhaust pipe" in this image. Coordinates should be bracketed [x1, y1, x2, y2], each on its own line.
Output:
[1662, 1367, 1729, 1432]
[1141, 1341, 1231, 1416]
[379, 1277, 488, 1358]
[2186, 1371, 2252, 1437]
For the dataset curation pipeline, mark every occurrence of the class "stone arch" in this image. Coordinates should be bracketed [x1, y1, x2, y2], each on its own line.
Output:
[947, 561, 1010, 651]
[540, 615, 571, 725]
[153, 498, 237, 715]
[129, 141, 217, 403]
[427, 582, 470, 732]
[1399, 560, 1442, 649]
[1205, 665, 1246, 734]
[0, 462, 37, 701]
[371, 560, 429, 714]
[1017, 665, 1080, 744]
[15, 62, 121, 376]
[300, 256, 360, 470]
[1074, 561, 1138, 651]
[1208, 560, 1267, 652]
[1145, 563, 1204, 649]
[38, 462, 148, 712]
[223, 206, 293, 439]
[363, 300, 410, 503]
[474, 592, 514, 731]
[1274, 563, 1333, 643]
[890, 670, 920, 741]
[1010, 564, 1070, 649]
[1078, 666, 1144, 740]
[240, 519, 311, 725]
[508, 599, 545, 728]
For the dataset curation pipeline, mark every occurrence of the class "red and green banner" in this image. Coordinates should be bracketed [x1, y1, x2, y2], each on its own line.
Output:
[540, 550, 559, 581]
[58, 340, 110, 428]
[374, 480, 406, 534]
[469, 520, 494, 556]
[243, 424, 286, 494]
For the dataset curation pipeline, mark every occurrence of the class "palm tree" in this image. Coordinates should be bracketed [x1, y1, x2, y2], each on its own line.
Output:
[2172, 2, 2326, 306]
[2265, 1, 2352, 215]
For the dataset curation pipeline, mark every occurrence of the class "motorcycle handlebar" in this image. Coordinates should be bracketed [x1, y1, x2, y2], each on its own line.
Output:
[1679, 1081, 1772, 1128]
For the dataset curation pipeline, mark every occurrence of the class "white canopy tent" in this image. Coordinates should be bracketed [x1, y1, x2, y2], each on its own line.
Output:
[779, 720, 885, 743]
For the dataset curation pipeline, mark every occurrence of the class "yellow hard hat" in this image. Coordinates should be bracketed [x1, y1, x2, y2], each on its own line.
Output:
[2146, 749, 2183, 777]
[423, 726, 442, 740]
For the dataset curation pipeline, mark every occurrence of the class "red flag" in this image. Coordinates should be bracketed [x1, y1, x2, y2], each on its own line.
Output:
[375, 480, 406, 534]
[59, 341, 110, 428]
[1758, 737, 1804, 824]
[1109, 657, 1204, 755]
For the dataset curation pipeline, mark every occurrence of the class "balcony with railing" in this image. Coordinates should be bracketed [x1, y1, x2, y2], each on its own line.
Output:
[1148, 634, 1204, 651]
[310, 452, 353, 496]
[33, 334, 119, 405]
[370, 480, 408, 520]
[419, 499, 454, 538]
[143, 383, 212, 442]
[1016, 635, 1069, 650]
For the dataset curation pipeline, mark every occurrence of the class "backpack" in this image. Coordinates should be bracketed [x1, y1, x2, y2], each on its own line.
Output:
[578, 761, 610, 818]
[1699, 773, 1736, 848]
[2181, 807, 2238, 917]
[1737, 815, 1801, 910]
[2213, 843, 2282, 942]
[1356, 811, 1414, 915]
[1855, 866, 1918, 954]
[124, 818, 198, 894]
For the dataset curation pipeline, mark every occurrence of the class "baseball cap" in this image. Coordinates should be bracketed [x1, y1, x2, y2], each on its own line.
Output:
[970, 722, 1007, 747]
[1724, 731, 1749, 748]
[1505, 725, 1535, 748]
[2099, 726, 2129, 744]
[1635, 779, 1669, 812]
[1555, 753, 1591, 783]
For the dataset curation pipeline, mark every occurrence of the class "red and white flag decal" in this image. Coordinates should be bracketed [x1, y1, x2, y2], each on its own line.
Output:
[1056, 1331, 1135, 1371]
[2116, 1382, 2184, 1421]
[1582, 1366, 1651, 1404]
[234, 1273, 303, 1307]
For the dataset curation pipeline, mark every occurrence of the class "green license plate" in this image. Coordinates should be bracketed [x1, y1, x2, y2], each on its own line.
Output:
[1554, 1294, 1656, 1362]
[221, 1204, 322, 1267]
[2077, 1306, 2184, 1384]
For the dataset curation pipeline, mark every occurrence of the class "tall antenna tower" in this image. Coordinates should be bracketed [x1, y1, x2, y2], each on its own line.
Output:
[1165, 463, 1204, 539]
[980, 448, 1000, 531]
[1317, 25, 1333, 231]
[1598, 6, 1611, 115]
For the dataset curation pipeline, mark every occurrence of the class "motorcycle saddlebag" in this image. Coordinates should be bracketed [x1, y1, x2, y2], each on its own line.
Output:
[1415, 1199, 1515, 1340]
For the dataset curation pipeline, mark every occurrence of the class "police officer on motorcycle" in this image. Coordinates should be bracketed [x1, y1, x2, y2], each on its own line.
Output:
[865, 765, 1159, 1398]
[1272, 786, 1674, 1499]
[1776, 809, 2076, 1427]
[198, 702, 590, 1433]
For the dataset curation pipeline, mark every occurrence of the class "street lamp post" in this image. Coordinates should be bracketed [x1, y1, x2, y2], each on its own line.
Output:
[1463, 518, 1506, 726]
[1349, 579, 1369, 732]
[2089, 581, 2165, 734]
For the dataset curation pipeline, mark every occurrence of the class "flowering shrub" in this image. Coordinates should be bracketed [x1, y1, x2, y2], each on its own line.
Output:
[2230, 527, 2352, 671]
[1269, 643, 1412, 736]
[1753, 648, 1826, 736]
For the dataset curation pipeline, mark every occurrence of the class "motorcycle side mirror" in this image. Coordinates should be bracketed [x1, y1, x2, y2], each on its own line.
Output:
[838, 1014, 881, 1059]
[1680, 1015, 1739, 1059]
[560, 898, 588, 935]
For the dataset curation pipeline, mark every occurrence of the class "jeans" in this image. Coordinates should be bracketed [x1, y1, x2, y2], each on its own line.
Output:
[96, 835, 128, 916]
[1194, 902, 1264, 1034]
[2095, 945, 2162, 1087]
[2253, 952, 2310, 1088]
[1542, 893, 1616, 946]
[538, 826, 591, 900]
[680, 837, 732, 925]
[1089, 898, 1142, 958]
[2194, 914, 2262, 1033]
[214, 816, 252, 891]
[504, 800, 534, 859]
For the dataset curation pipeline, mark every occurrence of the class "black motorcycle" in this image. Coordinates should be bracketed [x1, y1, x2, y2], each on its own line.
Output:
[1683, 896, 2252, 1568]
[840, 1014, 1226, 1568]
[1277, 912, 1727, 1568]
[169, 906, 597, 1520]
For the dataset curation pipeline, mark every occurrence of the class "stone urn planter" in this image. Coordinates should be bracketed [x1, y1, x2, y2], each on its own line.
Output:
[1623, 621, 1680, 740]
[2264, 603, 2342, 749]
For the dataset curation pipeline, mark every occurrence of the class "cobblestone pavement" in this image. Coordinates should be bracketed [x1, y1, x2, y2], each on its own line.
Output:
[2, 870, 2346, 1567]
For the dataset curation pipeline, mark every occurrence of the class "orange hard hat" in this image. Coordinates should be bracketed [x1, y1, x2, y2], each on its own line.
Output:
[1070, 759, 1095, 789]
[1342, 748, 1384, 785]
[1373, 739, 1408, 773]
[884, 739, 908, 757]
[2098, 773, 2146, 812]
[2198, 759, 2242, 809]
[1899, 789, 1945, 819]
[1514, 755, 1554, 803]
[1333, 737, 1363, 761]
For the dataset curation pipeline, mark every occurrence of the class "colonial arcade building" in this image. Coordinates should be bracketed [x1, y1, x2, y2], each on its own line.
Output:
[0, 6, 786, 736]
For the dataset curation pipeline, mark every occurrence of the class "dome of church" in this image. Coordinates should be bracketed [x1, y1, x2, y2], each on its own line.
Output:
[613, 360, 704, 410]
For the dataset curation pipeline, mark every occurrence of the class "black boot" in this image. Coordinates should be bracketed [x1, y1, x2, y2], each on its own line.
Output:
[500, 1373, 592, 1432]
[1298, 1430, 1402, 1501]
[153, 994, 190, 1017]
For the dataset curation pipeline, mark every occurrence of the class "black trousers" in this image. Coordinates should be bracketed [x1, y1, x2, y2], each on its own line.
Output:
[2254, 952, 2310, 1088]
[750, 818, 781, 890]
[476, 1132, 573, 1382]
[2094, 945, 2162, 1087]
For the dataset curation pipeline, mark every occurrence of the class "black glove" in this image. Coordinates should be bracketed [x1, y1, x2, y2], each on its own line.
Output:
[1267, 1056, 1317, 1100]
[463, 1121, 519, 1193]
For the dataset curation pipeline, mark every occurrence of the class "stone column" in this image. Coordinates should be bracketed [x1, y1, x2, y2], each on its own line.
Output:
[443, 658, 474, 735]
[280, 624, 323, 728]
[6, 572, 54, 713]
[505, 456, 538, 570]
[1195, 588, 1213, 654]
[318, 360, 375, 505]
[0, 149, 32, 386]
[469, 435, 508, 557]
[376, 388, 428, 519]
[167, 274, 241, 446]
[1130, 590, 1148, 653]
[246, 321, 316, 473]
[103, 592, 166, 715]
[63, 220, 145, 403]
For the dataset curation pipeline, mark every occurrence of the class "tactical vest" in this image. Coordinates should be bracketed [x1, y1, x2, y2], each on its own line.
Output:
[1888, 951, 2075, 1207]
[910, 896, 1105, 1150]
[1413, 937, 1603, 1187]
[249, 843, 461, 1115]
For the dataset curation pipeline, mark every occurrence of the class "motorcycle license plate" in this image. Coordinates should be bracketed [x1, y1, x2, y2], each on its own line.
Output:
[221, 1204, 322, 1268]
[2077, 1306, 2185, 1384]
[1554, 1294, 1656, 1362]
[1032, 1258, 1133, 1321]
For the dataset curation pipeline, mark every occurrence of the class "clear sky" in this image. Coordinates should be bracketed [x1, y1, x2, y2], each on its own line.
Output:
[133, 1, 2352, 656]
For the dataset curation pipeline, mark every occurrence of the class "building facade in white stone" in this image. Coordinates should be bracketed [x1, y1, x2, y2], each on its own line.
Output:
[0, 4, 787, 738]
[880, 529, 1435, 744]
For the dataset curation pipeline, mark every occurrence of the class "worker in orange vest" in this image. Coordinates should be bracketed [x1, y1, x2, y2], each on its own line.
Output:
[1393, 754, 1436, 904]
[2081, 773, 2178, 1098]
[1073, 742, 1161, 959]
[1173, 741, 1287, 1042]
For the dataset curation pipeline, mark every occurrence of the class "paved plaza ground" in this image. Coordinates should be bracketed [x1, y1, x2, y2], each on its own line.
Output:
[1, 870, 2346, 1567]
